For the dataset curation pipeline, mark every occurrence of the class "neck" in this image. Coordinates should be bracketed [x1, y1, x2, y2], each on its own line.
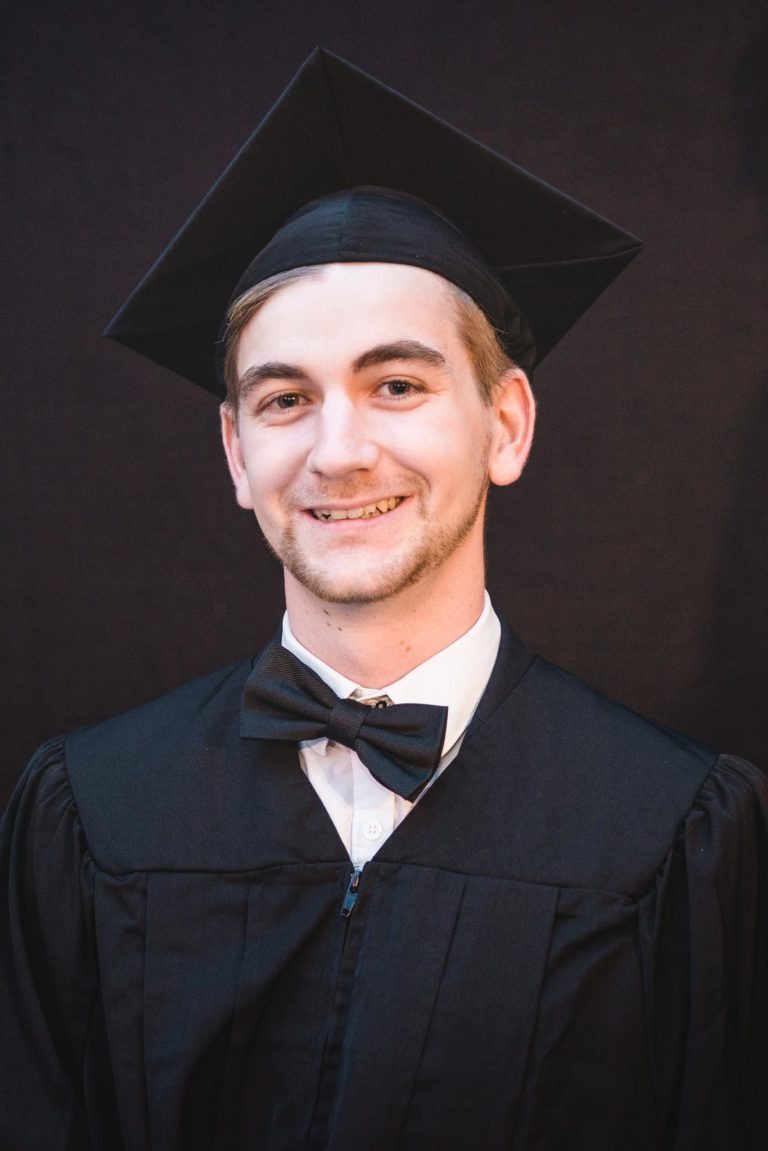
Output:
[284, 555, 487, 687]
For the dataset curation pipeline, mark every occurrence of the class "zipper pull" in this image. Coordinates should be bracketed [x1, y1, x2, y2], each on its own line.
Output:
[341, 868, 362, 918]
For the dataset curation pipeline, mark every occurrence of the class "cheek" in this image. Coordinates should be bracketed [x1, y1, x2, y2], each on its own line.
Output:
[242, 441, 300, 512]
[417, 412, 490, 468]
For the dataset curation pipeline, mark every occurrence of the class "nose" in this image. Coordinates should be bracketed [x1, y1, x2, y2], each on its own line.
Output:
[306, 395, 380, 478]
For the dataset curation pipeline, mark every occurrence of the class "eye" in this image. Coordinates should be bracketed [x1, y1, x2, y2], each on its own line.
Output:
[260, 391, 306, 412]
[380, 378, 423, 399]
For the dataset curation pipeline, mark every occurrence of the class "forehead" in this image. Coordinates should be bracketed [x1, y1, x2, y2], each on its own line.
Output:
[235, 262, 465, 371]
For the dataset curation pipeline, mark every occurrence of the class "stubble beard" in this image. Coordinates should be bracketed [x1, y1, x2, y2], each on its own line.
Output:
[270, 467, 491, 606]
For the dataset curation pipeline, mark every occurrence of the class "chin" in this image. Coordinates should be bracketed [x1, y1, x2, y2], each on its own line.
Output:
[282, 554, 428, 605]
[280, 527, 479, 606]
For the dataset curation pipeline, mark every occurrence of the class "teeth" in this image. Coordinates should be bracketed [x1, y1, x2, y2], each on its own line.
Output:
[312, 497, 402, 521]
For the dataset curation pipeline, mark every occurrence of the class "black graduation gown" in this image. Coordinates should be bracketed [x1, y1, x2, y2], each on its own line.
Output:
[2, 626, 767, 1150]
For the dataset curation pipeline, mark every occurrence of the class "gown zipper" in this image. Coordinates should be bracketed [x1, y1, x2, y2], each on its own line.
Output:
[340, 866, 362, 918]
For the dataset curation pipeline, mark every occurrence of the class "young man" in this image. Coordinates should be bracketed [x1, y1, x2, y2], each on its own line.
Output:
[2, 51, 766, 1150]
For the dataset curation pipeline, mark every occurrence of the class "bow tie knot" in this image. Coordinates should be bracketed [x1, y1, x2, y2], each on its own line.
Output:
[240, 642, 448, 800]
[326, 697, 371, 749]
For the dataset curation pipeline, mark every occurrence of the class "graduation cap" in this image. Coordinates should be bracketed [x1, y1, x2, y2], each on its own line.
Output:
[105, 48, 642, 397]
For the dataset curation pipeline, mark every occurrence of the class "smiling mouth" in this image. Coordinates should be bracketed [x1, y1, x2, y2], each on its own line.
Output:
[310, 497, 404, 521]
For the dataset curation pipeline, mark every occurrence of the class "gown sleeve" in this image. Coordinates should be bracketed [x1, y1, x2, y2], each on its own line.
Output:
[639, 753, 768, 1150]
[0, 739, 113, 1151]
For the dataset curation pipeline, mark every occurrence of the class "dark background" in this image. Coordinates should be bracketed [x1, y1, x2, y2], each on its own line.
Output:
[2, 0, 767, 806]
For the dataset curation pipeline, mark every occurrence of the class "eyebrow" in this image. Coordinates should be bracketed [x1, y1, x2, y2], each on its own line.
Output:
[352, 340, 447, 373]
[237, 339, 447, 398]
[238, 361, 311, 401]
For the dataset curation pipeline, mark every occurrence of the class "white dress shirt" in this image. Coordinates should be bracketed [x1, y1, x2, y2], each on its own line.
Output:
[282, 593, 501, 869]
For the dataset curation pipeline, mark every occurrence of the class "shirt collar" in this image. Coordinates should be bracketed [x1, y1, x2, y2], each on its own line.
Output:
[281, 592, 501, 757]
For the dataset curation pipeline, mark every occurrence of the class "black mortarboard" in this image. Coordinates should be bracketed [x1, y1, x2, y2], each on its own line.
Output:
[105, 48, 642, 397]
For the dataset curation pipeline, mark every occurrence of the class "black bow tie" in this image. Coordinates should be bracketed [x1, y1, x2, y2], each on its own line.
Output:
[240, 643, 449, 800]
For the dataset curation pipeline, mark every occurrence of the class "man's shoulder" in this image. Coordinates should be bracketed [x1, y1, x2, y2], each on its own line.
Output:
[484, 623, 717, 779]
[526, 654, 715, 767]
[62, 658, 257, 864]
[68, 657, 255, 760]
[461, 635, 729, 891]
[477, 625, 721, 835]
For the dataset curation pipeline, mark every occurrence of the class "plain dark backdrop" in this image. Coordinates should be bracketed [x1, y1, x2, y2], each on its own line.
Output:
[2, 0, 767, 806]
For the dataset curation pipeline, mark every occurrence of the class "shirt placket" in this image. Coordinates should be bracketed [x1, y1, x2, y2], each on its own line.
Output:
[348, 751, 397, 869]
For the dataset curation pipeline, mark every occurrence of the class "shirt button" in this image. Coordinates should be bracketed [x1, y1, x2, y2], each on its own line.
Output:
[362, 820, 382, 841]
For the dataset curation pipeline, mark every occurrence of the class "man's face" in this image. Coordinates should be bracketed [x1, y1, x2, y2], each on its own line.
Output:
[222, 262, 529, 608]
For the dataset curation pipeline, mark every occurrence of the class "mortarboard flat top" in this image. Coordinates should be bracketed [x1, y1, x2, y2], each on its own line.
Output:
[105, 48, 642, 396]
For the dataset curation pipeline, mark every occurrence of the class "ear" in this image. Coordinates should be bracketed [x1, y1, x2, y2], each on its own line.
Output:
[487, 368, 536, 487]
[220, 403, 255, 510]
